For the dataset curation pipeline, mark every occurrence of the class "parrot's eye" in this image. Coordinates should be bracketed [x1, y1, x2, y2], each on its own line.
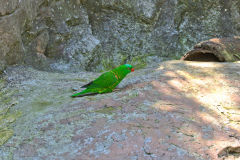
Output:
[128, 67, 130, 70]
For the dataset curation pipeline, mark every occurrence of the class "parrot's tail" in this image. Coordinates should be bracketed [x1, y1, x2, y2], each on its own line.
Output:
[71, 89, 98, 98]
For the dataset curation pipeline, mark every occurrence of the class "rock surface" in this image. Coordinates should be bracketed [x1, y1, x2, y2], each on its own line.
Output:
[0, 0, 240, 72]
[0, 60, 240, 159]
[181, 37, 240, 62]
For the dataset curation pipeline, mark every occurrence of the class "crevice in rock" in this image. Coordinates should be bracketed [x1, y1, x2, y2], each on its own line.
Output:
[218, 146, 240, 159]
[0, 8, 19, 18]
[182, 50, 221, 62]
[229, 134, 240, 141]
[137, 123, 154, 160]
[84, 1, 159, 26]
[181, 37, 240, 62]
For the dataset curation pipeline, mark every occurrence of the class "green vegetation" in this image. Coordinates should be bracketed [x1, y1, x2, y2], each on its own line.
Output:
[101, 56, 116, 71]
[95, 106, 122, 115]
[0, 79, 21, 146]
[0, 106, 22, 146]
[130, 55, 147, 70]
[101, 53, 150, 71]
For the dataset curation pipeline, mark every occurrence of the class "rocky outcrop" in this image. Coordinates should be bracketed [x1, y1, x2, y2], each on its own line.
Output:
[1, 60, 240, 159]
[181, 37, 240, 62]
[0, 0, 240, 72]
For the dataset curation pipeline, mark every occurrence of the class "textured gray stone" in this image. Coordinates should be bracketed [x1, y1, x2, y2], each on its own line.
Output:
[0, 0, 19, 16]
[0, 0, 240, 72]
[1, 60, 240, 159]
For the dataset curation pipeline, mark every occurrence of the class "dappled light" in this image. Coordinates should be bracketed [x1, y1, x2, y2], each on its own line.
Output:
[196, 111, 221, 127]
[185, 61, 224, 68]
[1, 0, 240, 158]
[152, 61, 240, 159]
[1, 60, 239, 159]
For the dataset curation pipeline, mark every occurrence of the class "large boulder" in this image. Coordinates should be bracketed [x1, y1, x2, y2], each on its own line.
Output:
[1, 60, 240, 159]
[181, 37, 240, 62]
[0, 0, 45, 72]
[0, 0, 240, 72]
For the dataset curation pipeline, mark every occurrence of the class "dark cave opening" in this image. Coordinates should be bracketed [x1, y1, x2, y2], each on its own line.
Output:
[183, 52, 222, 62]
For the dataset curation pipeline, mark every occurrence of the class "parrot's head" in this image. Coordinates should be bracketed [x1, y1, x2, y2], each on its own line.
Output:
[123, 64, 134, 72]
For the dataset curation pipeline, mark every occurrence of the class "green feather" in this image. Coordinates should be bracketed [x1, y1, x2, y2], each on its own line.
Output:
[71, 64, 134, 97]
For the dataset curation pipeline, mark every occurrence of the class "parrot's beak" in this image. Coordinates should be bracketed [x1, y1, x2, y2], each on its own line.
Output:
[131, 68, 134, 72]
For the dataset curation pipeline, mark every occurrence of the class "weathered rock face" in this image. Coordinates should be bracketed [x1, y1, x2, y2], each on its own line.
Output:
[0, 0, 240, 72]
[181, 37, 240, 62]
[1, 60, 240, 159]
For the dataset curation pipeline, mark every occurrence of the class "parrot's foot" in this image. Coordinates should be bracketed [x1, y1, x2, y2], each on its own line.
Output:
[114, 88, 121, 92]
[72, 87, 78, 91]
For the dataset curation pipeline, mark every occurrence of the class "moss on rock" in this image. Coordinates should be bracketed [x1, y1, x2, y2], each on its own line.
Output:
[0, 79, 21, 146]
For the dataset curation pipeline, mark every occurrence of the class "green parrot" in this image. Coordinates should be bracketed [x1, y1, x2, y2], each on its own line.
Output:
[71, 64, 134, 97]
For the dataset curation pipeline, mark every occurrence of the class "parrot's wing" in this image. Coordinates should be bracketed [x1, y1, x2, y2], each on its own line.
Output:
[72, 92, 98, 97]
[81, 81, 93, 88]
[87, 71, 118, 89]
